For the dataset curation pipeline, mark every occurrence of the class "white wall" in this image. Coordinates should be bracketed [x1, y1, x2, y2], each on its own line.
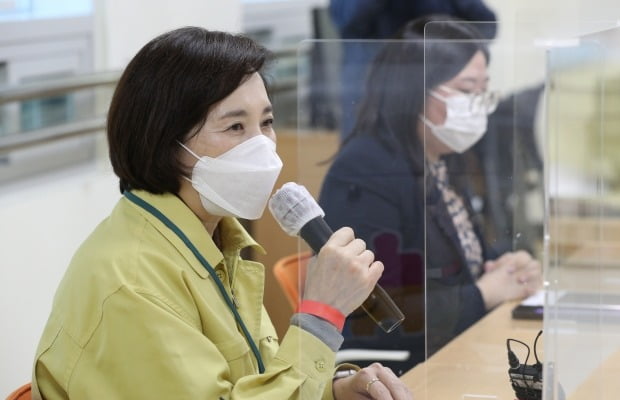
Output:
[0, 148, 120, 394]
[93, 0, 242, 70]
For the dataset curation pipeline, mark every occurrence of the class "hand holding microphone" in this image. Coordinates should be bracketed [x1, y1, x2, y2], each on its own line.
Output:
[269, 182, 405, 333]
[303, 226, 384, 316]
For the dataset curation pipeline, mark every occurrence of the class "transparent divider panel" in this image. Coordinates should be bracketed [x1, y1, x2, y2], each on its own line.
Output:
[545, 26, 620, 400]
[296, 38, 420, 381]
[294, 20, 544, 398]
[419, 21, 545, 399]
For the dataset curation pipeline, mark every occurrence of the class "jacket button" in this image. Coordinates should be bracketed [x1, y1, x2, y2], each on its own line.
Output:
[215, 270, 225, 281]
[315, 359, 326, 372]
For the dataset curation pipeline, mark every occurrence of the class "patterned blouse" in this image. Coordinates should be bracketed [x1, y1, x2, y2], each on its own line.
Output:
[428, 159, 483, 277]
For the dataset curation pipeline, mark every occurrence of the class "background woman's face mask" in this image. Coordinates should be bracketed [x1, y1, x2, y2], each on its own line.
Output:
[421, 85, 498, 153]
[180, 134, 283, 220]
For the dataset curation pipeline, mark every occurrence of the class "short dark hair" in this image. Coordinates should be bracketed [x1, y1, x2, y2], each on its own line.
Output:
[107, 26, 272, 194]
[349, 15, 490, 172]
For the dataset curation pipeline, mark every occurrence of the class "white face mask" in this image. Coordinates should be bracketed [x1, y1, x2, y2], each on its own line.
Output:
[421, 86, 496, 153]
[179, 135, 283, 220]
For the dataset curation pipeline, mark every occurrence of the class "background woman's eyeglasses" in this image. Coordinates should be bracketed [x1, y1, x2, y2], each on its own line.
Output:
[439, 85, 500, 114]
[470, 90, 500, 114]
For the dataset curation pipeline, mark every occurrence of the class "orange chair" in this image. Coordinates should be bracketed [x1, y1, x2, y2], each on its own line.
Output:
[273, 251, 312, 310]
[273, 251, 411, 367]
[5, 383, 32, 400]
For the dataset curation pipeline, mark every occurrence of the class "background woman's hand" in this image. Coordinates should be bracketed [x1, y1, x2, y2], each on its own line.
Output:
[302, 226, 384, 316]
[477, 250, 542, 310]
[333, 363, 413, 400]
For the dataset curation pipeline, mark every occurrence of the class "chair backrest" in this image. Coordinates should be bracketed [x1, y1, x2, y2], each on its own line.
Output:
[5, 383, 32, 400]
[272, 251, 312, 310]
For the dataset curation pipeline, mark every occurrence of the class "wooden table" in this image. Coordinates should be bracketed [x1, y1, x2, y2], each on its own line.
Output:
[400, 301, 541, 399]
[400, 297, 620, 399]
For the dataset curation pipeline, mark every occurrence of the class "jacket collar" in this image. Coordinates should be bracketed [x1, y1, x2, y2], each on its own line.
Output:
[125, 190, 265, 278]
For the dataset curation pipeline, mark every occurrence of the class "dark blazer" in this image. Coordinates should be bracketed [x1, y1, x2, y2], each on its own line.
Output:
[318, 134, 489, 370]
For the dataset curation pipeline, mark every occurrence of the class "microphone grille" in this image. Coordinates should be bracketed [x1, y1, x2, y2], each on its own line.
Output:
[268, 182, 325, 236]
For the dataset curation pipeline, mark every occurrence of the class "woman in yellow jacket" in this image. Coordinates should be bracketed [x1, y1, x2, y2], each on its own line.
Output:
[31, 27, 412, 400]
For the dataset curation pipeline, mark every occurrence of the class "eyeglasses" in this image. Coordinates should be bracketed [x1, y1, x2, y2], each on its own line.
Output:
[438, 85, 500, 114]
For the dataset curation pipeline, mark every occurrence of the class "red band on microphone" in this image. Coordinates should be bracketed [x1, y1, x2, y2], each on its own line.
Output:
[297, 299, 345, 332]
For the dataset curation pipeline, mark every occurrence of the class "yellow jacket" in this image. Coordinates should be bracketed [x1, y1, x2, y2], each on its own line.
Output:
[33, 190, 338, 399]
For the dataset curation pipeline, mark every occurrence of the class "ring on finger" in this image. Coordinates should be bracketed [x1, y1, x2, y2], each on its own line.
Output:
[366, 378, 381, 393]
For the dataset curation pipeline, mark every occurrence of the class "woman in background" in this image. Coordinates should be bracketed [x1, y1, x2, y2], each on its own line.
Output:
[32, 27, 412, 400]
[319, 15, 541, 373]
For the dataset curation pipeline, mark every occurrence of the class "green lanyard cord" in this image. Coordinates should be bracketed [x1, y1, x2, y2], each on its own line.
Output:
[124, 191, 265, 374]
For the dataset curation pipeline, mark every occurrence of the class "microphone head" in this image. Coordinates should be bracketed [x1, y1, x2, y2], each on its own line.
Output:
[268, 182, 325, 236]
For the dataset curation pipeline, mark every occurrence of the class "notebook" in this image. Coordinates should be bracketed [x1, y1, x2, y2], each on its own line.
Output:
[512, 290, 620, 321]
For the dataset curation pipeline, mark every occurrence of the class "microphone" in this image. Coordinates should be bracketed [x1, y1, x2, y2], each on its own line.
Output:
[268, 182, 405, 333]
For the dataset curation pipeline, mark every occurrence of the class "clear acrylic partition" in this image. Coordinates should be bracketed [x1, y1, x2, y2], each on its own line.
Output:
[295, 38, 424, 378]
[294, 20, 551, 398]
[419, 21, 548, 399]
[544, 26, 620, 399]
